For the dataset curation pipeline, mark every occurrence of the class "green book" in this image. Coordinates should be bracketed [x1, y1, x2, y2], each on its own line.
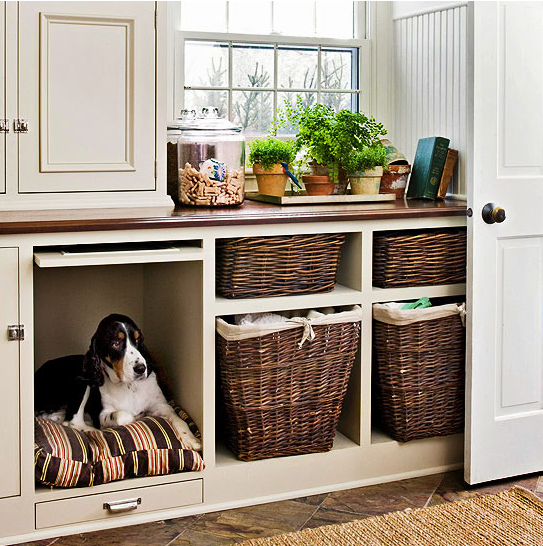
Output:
[407, 136, 450, 200]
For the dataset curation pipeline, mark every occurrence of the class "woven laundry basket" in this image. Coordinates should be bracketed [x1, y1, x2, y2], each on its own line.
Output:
[373, 228, 466, 288]
[216, 307, 362, 461]
[372, 303, 466, 442]
[216, 233, 346, 299]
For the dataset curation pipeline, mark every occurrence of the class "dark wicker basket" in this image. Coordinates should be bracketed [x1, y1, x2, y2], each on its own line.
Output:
[373, 228, 466, 288]
[216, 233, 346, 299]
[217, 321, 360, 461]
[372, 313, 465, 442]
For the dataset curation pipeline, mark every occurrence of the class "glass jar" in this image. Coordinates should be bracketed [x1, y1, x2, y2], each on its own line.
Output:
[167, 108, 245, 206]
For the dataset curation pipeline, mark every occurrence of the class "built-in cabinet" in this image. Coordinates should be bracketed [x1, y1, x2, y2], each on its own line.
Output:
[0, 213, 467, 545]
[0, 1, 171, 209]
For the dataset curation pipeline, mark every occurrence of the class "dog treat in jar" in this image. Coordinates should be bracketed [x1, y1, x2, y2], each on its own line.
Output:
[179, 161, 244, 206]
[169, 108, 245, 206]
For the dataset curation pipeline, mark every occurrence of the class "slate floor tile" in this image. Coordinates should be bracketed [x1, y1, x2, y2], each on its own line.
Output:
[320, 473, 444, 517]
[51, 518, 190, 546]
[301, 507, 365, 530]
[427, 470, 541, 506]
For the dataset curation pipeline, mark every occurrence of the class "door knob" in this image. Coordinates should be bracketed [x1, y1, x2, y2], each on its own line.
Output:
[482, 203, 506, 224]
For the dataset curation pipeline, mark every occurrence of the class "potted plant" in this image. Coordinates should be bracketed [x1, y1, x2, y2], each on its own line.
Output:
[270, 98, 338, 195]
[270, 98, 389, 196]
[344, 144, 388, 194]
[249, 138, 296, 197]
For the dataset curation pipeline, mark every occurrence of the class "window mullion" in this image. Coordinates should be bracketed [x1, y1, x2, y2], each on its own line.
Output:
[226, 2, 230, 33]
[273, 43, 278, 123]
[228, 41, 233, 121]
[317, 45, 322, 104]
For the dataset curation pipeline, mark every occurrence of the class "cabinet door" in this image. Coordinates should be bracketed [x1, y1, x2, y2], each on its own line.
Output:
[0, 3, 5, 194]
[17, 2, 155, 193]
[0, 248, 19, 498]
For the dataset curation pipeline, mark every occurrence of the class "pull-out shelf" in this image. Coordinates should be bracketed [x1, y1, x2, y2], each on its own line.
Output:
[34, 241, 204, 267]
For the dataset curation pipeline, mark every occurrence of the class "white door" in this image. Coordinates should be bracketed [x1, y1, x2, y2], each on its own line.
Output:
[466, 1, 543, 484]
[0, 248, 19, 498]
[17, 1, 156, 193]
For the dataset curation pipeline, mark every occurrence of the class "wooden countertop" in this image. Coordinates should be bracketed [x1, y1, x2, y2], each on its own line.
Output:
[0, 198, 467, 235]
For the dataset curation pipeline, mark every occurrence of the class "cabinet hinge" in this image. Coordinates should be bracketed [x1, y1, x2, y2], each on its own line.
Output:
[0, 119, 9, 133]
[154, 160, 157, 179]
[154, 9, 157, 29]
[7, 324, 24, 341]
[13, 119, 28, 133]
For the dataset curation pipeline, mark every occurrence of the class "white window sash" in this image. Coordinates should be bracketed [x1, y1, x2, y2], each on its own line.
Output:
[174, 30, 372, 121]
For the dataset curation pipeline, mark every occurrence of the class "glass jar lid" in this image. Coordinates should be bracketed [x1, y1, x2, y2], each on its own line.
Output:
[168, 107, 242, 132]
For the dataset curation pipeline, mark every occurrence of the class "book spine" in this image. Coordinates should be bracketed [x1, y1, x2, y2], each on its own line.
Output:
[423, 138, 450, 199]
[437, 149, 459, 199]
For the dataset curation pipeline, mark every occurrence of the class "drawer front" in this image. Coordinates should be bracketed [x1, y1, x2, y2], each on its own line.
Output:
[35, 479, 203, 529]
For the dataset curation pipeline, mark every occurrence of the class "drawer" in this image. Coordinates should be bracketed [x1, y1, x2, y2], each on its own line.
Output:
[35, 479, 203, 529]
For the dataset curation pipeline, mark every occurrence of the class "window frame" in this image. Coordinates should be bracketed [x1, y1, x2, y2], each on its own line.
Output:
[174, 25, 372, 127]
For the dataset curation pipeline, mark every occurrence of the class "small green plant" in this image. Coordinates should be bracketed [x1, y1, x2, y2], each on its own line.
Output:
[270, 97, 338, 178]
[269, 95, 388, 181]
[248, 138, 296, 170]
[344, 144, 388, 173]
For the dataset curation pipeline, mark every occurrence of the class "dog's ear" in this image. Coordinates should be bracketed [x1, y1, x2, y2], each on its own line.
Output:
[139, 341, 154, 376]
[82, 337, 104, 387]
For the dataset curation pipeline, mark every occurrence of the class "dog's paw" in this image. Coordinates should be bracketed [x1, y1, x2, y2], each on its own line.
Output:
[181, 431, 202, 451]
[111, 411, 134, 427]
[63, 419, 97, 433]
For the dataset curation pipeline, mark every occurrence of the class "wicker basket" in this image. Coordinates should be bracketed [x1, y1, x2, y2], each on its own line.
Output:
[373, 228, 466, 288]
[372, 305, 465, 442]
[216, 310, 361, 461]
[216, 233, 346, 299]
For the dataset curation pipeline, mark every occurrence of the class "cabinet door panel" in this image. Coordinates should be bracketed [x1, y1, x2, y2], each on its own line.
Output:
[0, 3, 5, 194]
[0, 248, 20, 498]
[18, 2, 155, 193]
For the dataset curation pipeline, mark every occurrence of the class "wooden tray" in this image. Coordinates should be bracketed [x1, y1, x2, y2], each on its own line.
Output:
[246, 192, 396, 205]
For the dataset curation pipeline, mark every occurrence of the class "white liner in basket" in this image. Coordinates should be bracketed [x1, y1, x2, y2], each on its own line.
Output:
[216, 305, 363, 347]
[372, 302, 466, 326]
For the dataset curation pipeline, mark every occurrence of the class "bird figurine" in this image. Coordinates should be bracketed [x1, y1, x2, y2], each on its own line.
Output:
[280, 162, 302, 190]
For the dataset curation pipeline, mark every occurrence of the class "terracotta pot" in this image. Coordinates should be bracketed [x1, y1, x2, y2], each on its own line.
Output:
[348, 167, 384, 195]
[302, 174, 335, 196]
[380, 164, 411, 199]
[253, 163, 288, 197]
[308, 162, 349, 195]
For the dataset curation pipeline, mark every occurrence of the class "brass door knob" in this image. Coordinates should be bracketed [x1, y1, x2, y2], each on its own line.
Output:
[482, 203, 506, 224]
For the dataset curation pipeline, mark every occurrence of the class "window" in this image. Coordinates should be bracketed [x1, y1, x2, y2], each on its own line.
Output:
[174, 2, 369, 136]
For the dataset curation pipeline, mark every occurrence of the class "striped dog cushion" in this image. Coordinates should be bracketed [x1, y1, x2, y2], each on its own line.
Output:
[35, 410, 204, 488]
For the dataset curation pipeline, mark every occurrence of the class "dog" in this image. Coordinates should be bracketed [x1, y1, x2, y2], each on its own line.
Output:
[34, 313, 202, 451]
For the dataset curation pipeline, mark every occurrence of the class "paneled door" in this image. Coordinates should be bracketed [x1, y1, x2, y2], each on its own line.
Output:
[0, 2, 5, 194]
[466, 1, 543, 483]
[0, 248, 19, 498]
[17, 2, 156, 193]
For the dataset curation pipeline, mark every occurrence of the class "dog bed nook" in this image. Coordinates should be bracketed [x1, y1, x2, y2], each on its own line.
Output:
[35, 408, 204, 488]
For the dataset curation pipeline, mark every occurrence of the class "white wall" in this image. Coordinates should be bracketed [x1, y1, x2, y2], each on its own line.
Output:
[390, 1, 469, 197]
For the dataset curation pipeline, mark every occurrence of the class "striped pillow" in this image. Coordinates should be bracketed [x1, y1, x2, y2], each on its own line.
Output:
[35, 410, 204, 488]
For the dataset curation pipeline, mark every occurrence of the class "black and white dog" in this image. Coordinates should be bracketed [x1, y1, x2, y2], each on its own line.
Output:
[34, 313, 201, 451]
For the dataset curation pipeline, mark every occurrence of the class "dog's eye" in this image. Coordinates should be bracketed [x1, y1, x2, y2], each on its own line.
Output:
[112, 340, 123, 349]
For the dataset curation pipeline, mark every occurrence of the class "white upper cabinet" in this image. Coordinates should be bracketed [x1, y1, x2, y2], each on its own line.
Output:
[0, 4, 5, 195]
[17, 2, 156, 193]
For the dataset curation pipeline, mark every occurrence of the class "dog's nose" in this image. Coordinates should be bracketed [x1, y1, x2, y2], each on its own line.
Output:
[134, 363, 146, 376]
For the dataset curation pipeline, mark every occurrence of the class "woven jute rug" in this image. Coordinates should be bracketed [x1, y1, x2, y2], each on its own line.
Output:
[233, 487, 543, 546]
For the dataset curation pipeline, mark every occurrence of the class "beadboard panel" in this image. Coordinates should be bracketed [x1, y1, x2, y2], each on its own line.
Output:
[392, 3, 468, 197]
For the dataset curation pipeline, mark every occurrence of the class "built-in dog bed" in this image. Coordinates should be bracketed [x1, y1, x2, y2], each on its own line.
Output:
[35, 409, 204, 488]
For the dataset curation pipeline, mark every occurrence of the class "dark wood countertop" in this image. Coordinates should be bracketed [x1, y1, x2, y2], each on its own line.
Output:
[0, 198, 467, 235]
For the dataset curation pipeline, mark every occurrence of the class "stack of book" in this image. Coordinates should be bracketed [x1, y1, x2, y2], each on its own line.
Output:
[406, 136, 458, 200]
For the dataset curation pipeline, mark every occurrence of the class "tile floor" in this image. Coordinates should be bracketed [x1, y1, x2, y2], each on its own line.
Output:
[16, 470, 543, 546]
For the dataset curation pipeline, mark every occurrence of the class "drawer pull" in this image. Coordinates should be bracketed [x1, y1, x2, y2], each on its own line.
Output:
[103, 497, 141, 513]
